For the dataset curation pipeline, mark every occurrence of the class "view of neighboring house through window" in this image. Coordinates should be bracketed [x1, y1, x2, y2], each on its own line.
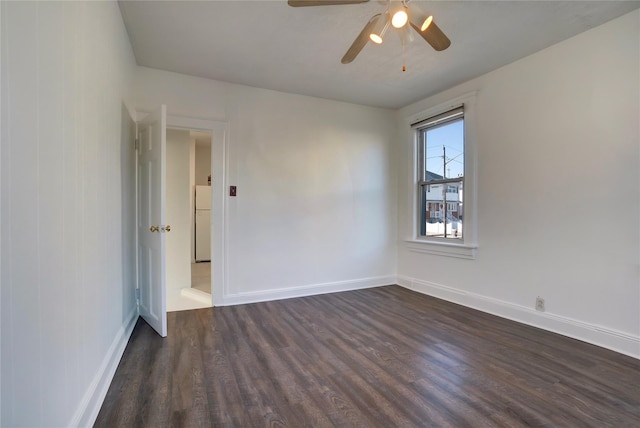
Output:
[416, 107, 464, 240]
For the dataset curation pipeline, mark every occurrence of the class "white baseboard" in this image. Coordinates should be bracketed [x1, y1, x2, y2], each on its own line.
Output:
[397, 275, 640, 359]
[69, 307, 138, 428]
[181, 287, 212, 305]
[216, 275, 396, 307]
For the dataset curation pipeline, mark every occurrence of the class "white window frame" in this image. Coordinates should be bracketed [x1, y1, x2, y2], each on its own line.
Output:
[405, 92, 478, 259]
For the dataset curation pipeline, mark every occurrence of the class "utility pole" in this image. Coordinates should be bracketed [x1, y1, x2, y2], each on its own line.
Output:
[442, 145, 447, 238]
[443, 145, 446, 179]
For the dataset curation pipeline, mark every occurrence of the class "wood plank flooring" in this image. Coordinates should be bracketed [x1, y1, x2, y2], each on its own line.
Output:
[95, 286, 640, 427]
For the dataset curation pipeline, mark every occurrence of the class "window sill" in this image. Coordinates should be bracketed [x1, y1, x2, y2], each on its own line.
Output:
[404, 239, 477, 260]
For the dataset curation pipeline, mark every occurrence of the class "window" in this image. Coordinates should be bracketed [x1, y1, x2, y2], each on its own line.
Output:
[406, 92, 477, 259]
[416, 107, 464, 240]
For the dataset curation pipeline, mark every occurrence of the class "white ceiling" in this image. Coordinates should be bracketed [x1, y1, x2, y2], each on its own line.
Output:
[118, 0, 639, 109]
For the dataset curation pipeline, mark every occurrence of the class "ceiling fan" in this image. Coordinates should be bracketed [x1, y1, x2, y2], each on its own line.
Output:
[288, 0, 451, 65]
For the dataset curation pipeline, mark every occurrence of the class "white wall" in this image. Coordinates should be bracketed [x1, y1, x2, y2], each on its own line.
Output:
[396, 10, 640, 357]
[135, 68, 398, 303]
[190, 138, 196, 262]
[1, 1, 137, 426]
[195, 141, 211, 186]
[166, 129, 193, 296]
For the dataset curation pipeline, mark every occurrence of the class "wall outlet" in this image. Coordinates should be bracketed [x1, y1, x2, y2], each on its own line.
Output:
[535, 296, 545, 312]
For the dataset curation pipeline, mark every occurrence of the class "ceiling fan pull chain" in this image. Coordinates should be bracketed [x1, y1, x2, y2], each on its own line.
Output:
[402, 29, 407, 72]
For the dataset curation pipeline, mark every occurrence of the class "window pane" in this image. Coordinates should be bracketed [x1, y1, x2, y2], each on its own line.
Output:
[424, 119, 464, 181]
[421, 180, 463, 240]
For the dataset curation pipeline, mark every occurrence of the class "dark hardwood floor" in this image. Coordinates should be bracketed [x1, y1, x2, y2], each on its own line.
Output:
[95, 286, 640, 427]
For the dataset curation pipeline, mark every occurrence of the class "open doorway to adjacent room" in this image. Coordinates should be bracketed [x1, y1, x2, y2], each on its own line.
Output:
[165, 128, 213, 311]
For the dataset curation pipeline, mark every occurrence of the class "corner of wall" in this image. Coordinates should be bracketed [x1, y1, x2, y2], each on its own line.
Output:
[69, 310, 138, 428]
[397, 276, 640, 359]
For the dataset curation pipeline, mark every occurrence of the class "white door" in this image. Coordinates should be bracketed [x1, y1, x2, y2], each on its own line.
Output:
[137, 105, 167, 337]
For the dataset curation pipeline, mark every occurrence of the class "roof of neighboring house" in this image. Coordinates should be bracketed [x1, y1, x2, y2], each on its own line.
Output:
[426, 171, 444, 181]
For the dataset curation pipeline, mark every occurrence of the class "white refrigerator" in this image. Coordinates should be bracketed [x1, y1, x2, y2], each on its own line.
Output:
[195, 185, 211, 262]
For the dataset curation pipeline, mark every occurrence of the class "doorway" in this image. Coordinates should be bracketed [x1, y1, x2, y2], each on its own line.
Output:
[165, 115, 228, 311]
[164, 128, 211, 311]
[135, 108, 226, 333]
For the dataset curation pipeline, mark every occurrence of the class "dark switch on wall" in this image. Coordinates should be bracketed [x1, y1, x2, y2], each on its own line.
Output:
[230, 186, 237, 197]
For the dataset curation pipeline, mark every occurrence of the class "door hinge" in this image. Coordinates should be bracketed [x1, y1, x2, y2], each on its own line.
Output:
[135, 288, 140, 301]
[134, 138, 139, 151]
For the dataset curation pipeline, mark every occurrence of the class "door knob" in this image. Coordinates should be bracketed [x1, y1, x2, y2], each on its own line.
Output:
[150, 225, 159, 232]
[165, 225, 171, 232]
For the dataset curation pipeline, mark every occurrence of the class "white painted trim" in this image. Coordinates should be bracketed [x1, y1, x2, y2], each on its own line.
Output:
[69, 308, 138, 428]
[211, 122, 228, 308]
[406, 92, 477, 128]
[404, 239, 477, 259]
[181, 287, 212, 305]
[397, 275, 640, 359]
[217, 276, 396, 306]
[166, 115, 226, 131]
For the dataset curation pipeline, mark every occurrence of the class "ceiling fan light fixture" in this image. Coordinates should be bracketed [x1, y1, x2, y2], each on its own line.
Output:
[420, 15, 433, 31]
[407, 2, 433, 32]
[369, 13, 390, 44]
[391, 7, 408, 28]
[289, 0, 451, 64]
